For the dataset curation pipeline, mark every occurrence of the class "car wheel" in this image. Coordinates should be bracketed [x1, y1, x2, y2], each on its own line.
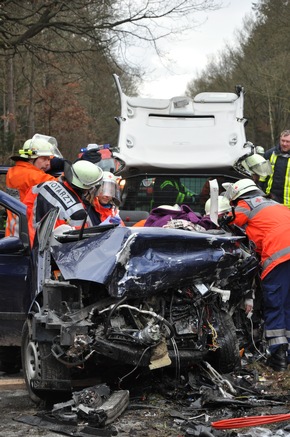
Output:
[206, 310, 241, 374]
[21, 320, 71, 403]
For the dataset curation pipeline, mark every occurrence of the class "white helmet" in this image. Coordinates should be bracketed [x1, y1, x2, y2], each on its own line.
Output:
[13, 133, 62, 160]
[225, 178, 261, 201]
[255, 146, 265, 156]
[205, 196, 231, 215]
[97, 171, 121, 205]
[65, 161, 103, 190]
[241, 153, 272, 177]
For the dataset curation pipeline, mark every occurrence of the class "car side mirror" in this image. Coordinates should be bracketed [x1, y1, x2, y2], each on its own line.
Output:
[0, 236, 25, 254]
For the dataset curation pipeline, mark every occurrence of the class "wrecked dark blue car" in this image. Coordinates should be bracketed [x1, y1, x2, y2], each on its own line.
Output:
[0, 78, 268, 403]
[0, 193, 258, 403]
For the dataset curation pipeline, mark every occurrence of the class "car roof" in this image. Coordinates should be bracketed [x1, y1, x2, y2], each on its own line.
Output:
[113, 75, 251, 178]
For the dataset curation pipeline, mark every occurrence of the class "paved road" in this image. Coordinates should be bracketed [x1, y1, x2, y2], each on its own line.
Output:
[2, 368, 290, 437]
[0, 374, 171, 437]
[0, 375, 60, 437]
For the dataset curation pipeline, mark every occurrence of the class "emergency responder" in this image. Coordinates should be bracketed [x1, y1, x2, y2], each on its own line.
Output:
[77, 143, 118, 172]
[25, 160, 103, 246]
[225, 178, 290, 371]
[5, 134, 62, 236]
[205, 194, 255, 315]
[87, 171, 123, 226]
[259, 129, 290, 207]
[76, 144, 102, 164]
[6, 134, 62, 202]
[151, 176, 195, 209]
[204, 195, 232, 217]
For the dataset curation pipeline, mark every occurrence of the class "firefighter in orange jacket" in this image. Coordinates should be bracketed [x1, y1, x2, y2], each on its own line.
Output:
[225, 178, 290, 371]
[6, 134, 62, 202]
[5, 134, 62, 236]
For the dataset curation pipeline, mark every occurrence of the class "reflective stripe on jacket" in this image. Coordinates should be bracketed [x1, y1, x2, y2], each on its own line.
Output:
[27, 180, 92, 246]
[259, 147, 290, 207]
[160, 180, 187, 204]
[5, 211, 20, 237]
[230, 196, 290, 279]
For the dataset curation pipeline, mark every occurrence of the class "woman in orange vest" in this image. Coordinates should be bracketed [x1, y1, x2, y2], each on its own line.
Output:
[89, 171, 124, 226]
[225, 178, 290, 372]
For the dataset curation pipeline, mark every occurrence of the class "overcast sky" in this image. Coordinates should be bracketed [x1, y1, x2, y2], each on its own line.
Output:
[134, 0, 255, 98]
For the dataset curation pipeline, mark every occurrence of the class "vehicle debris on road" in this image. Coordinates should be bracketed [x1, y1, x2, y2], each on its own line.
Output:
[10, 354, 290, 437]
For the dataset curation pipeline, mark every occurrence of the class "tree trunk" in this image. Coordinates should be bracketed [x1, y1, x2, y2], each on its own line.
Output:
[5, 53, 16, 154]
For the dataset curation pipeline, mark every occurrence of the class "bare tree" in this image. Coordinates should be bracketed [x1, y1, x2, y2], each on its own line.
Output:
[0, 0, 222, 58]
[0, 0, 223, 156]
[185, 0, 290, 148]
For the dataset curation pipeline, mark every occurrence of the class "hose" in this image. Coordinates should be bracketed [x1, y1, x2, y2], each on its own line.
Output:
[211, 413, 290, 429]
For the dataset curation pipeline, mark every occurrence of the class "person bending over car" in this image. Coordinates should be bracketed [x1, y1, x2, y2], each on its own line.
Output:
[225, 178, 290, 372]
[24, 160, 103, 246]
[5, 134, 63, 237]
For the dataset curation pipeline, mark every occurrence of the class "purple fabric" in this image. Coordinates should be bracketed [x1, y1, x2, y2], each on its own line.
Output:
[144, 204, 214, 230]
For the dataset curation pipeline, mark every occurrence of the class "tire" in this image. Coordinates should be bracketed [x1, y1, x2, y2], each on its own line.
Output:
[206, 310, 240, 374]
[21, 320, 71, 403]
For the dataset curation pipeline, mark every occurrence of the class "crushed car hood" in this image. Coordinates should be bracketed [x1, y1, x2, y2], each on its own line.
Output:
[51, 227, 245, 298]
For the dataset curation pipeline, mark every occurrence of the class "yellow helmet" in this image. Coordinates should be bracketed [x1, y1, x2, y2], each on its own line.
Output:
[65, 161, 103, 190]
[241, 153, 272, 177]
[12, 134, 62, 160]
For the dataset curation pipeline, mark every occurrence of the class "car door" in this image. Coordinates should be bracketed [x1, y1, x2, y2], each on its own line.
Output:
[0, 191, 32, 346]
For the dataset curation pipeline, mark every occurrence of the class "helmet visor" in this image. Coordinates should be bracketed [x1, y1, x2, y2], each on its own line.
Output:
[97, 180, 121, 205]
[32, 134, 63, 158]
[243, 154, 272, 177]
[250, 160, 272, 177]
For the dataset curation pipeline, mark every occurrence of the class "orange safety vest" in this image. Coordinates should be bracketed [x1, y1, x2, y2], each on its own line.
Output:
[5, 161, 57, 236]
[231, 196, 290, 279]
[6, 160, 57, 202]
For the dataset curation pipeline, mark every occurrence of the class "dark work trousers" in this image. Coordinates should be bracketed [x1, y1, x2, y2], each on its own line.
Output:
[262, 259, 290, 360]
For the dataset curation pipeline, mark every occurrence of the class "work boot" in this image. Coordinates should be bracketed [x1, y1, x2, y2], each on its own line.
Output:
[267, 344, 288, 371]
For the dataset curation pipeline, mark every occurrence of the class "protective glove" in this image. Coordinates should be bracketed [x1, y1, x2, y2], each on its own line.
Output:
[100, 215, 121, 226]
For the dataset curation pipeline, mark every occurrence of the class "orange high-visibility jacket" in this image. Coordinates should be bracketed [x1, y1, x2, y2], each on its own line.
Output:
[93, 197, 117, 221]
[5, 161, 57, 237]
[93, 197, 124, 225]
[6, 160, 57, 202]
[231, 196, 290, 279]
